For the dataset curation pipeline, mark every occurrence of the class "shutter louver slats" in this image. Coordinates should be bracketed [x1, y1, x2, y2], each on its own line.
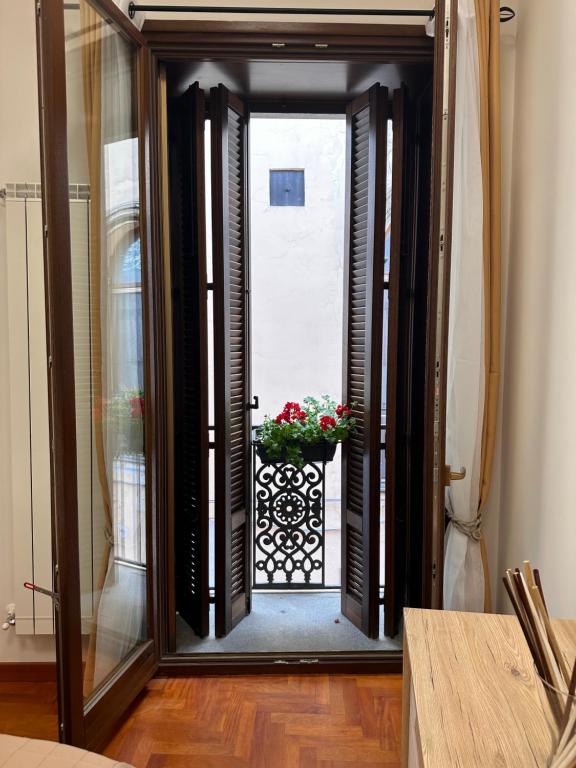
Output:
[383, 86, 408, 638]
[170, 83, 210, 639]
[212, 85, 251, 638]
[341, 85, 388, 639]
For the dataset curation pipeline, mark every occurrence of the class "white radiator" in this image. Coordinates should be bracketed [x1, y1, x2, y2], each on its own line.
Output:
[4, 184, 53, 635]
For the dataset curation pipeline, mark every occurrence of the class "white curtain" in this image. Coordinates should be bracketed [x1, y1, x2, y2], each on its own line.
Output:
[443, 0, 486, 612]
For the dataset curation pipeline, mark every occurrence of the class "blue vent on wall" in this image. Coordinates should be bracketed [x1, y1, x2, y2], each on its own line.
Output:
[269, 169, 305, 206]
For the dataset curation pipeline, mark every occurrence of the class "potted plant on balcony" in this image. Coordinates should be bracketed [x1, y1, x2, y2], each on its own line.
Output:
[100, 389, 145, 457]
[256, 395, 356, 467]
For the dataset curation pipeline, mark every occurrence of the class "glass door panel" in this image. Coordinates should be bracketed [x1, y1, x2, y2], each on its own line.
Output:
[63, 0, 148, 703]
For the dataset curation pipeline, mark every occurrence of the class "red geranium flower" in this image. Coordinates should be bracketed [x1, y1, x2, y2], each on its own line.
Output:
[319, 415, 336, 431]
[130, 396, 145, 418]
[276, 402, 306, 424]
[336, 404, 351, 419]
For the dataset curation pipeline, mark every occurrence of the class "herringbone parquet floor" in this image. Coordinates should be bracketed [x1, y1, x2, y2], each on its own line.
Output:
[0, 681, 58, 741]
[104, 675, 403, 768]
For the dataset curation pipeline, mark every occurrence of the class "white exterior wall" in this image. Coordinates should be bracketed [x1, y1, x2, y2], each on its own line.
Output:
[250, 117, 346, 498]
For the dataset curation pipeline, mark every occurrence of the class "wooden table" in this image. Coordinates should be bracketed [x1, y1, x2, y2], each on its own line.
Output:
[402, 608, 576, 767]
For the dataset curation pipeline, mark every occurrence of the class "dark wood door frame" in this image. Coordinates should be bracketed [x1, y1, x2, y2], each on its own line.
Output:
[421, 0, 458, 610]
[143, 18, 434, 59]
[36, 0, 84, 745]
[147, 14, 455, 671]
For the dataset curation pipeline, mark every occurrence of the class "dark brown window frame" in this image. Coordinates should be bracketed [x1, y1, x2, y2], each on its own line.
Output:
[147, 10, 456, 674]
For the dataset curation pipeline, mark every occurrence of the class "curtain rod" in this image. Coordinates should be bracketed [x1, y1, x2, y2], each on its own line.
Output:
[128, 3, 516, 22]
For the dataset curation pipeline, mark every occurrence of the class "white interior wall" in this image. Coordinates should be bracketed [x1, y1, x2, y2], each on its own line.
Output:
[142, 0, 431, 25]
[0, 0, 55, 662]
[495, 0, 576, 619]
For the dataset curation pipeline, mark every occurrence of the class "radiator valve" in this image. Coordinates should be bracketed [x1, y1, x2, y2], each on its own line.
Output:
[2, 604, 16, 630]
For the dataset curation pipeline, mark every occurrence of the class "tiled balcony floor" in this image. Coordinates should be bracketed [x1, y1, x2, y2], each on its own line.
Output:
[176, 496, 396, 655]
[176, 592, 402, 654]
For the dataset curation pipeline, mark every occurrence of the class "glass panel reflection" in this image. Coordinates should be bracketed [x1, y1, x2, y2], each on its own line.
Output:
[64, 0, 146, 700]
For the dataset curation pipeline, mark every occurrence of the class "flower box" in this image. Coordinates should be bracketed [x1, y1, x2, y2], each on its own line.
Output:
[256, 440, 337, 466]
[256, 396, 355, 467]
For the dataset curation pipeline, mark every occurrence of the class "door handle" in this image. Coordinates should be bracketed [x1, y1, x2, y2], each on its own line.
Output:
[443, 465, 466, 486]
[246, 395, 259, 411]
[24, 582, 60, 610]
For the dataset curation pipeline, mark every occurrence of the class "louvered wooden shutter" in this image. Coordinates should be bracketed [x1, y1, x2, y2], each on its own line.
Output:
[169, 83, 210, 638]
[342, 84, 389, 639]
[211, 85, 251, 638]
[384, 86, 408, 638]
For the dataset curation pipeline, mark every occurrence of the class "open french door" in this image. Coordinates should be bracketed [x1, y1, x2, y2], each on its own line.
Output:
[37, 0, 158, 749]
[211, 84, 252, 638]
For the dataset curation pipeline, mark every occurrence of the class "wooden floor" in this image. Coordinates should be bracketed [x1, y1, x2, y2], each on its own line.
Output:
[0, 674, 403, 767]
[105, 675, 402, 767]
[0, 682, 58, 741]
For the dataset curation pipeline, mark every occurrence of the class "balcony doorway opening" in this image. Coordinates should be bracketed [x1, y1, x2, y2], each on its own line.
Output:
[174, 112, 397, 654]
[165, 45, 435, 659]
[249, 114, 347, 595]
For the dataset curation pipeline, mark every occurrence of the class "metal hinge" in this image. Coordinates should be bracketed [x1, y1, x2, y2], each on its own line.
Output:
[432, 562, 437, 579]
[36, 1, 41, 18]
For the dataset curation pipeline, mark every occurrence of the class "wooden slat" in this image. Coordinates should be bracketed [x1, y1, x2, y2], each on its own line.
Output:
[341, 84, 389, 640]
[169, 83, 210, 639]
[212, 84, 251, 638]
[384, 86, 407, 639]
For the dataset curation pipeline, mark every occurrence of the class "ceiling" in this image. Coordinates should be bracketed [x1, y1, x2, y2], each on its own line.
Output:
[166, 59, 432, 102]
[139, 0, 435, 26]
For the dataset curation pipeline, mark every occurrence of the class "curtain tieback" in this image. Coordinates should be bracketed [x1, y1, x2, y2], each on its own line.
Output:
[446, 509, 483, 541]
[104, 527, 115, 546]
